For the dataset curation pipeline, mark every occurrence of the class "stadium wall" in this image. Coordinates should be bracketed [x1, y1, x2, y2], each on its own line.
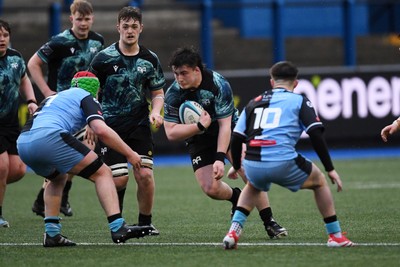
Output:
[177, 0, 400, 38]
[151, 65, 400, 154]
[19, 65, 400, 154]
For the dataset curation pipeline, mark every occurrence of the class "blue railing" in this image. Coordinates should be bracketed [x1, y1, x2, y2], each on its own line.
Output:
[176, 0, 400, 68]
[1, 1, 398, 69]
[196, 0, 360, 67]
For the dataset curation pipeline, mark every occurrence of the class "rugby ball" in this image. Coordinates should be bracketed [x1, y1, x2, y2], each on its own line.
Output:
[179, 101, 204, 124]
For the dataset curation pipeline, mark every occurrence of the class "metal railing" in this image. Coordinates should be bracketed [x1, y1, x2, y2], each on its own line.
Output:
[1, 0, 399, 68]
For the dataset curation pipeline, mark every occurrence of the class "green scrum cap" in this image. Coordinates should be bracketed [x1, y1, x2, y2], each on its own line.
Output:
[71, 71, 100, 97]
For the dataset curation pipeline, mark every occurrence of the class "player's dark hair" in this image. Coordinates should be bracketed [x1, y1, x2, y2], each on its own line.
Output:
[70, 0, 93, 16]
[169, 47, 204, 71]
[118, 6, 142, 24]
[0, 19, 11, 36]
[269, 61, 298, 81]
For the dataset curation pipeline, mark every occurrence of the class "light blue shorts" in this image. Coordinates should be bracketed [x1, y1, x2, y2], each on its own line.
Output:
[242, 154, 312, 192]
[17, 128, 90, 178]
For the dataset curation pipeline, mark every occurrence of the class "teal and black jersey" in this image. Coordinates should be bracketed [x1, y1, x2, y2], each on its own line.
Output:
[164, 69, 237, 137]
[36, 29, 104, 92]
[0, 48, 26, 127]
[89, 43, 166, 131]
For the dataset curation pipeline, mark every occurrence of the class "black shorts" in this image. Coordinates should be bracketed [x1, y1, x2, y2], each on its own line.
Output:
[186, 132, 218, 172]
[0, 126, 20, 155]
[97, 125, 154, 171]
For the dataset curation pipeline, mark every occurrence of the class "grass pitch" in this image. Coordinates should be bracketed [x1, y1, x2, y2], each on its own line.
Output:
[1, 158, 400, 266]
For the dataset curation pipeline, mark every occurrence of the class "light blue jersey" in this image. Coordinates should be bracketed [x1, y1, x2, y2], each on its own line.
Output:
[17, 88, 103, 177]
[27, 88, 95, 134]
[234, 88, 323, 161]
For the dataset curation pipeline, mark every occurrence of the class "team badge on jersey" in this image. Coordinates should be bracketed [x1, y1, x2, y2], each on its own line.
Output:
[137, 66, 146, 73]
[192, 156, 202, 165]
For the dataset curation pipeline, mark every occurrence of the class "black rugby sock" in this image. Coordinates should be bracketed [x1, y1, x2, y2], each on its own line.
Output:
[229, 187, 241, 206]
[117, 188, 126, 213]
[63, 180, 72, 197]
[138, 213, 152, 226]
[36, 188, 45, 206]
[259, 207, 273, 226]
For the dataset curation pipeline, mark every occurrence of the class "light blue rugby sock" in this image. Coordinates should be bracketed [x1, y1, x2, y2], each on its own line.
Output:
[109, 218, 125, 232]
[44, 216, 61, 237]
[325, 220, 341, 235]
[232, 210, 248, 227]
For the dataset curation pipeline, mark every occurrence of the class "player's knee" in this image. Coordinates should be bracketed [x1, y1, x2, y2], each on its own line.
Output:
[307, 172, 327, 189]
[302, 164, 327, 189]
[7, 172, 25, 184]
[7, 163, 26, 184]
[134, 168, 153, 186]
[314, 172, 328, 188]
[113, 175, 129, 190]
[201, 183, 220, 199]
[205, 189, 220, 200]
[204, 189, 217, 199]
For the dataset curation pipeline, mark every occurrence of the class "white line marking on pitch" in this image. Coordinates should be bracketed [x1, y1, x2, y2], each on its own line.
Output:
[1, 242, 399, 246]
[349, 182, 400, 189]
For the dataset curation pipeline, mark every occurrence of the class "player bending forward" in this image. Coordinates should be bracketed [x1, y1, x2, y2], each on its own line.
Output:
[17, 71, 152, 247]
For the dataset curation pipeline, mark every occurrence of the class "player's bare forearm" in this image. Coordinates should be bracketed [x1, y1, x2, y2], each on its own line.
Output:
[216, 117, 231, 153]
[164, 121, 202, 141]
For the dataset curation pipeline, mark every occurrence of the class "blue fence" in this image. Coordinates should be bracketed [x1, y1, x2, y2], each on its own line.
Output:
[1, 1, 399, 69]
[176, 0, 400, 67]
